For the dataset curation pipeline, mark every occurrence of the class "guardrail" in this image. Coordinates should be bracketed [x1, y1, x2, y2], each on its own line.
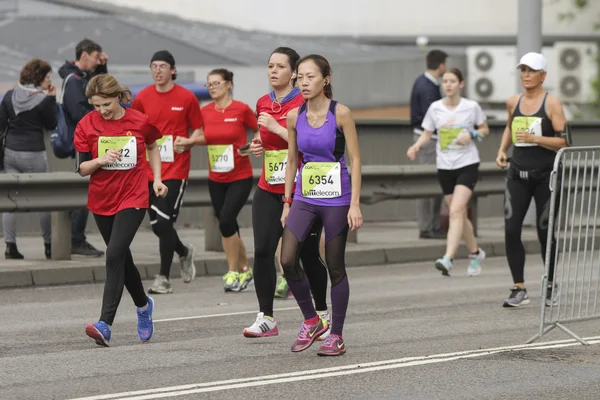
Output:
[0, 162, 508, 260]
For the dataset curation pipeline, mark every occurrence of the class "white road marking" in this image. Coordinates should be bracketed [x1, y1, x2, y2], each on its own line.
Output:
[68, 336, 600, 400]
[153, 306, 300, 323]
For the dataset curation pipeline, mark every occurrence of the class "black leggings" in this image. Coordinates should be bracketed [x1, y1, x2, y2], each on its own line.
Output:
[148, 180, 188, 278]
[252, 187, 328, 317]
[504, 171, 557, 285]
[94, 208, 148, 326]
[208, 178, 253, 238]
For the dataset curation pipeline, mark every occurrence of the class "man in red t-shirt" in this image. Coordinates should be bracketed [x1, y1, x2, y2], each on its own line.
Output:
[131, 50, 204, 294]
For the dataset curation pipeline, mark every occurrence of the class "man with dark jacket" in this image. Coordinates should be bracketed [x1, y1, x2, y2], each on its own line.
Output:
[58, 38, 108, 257]
[409, 49, 448, 239]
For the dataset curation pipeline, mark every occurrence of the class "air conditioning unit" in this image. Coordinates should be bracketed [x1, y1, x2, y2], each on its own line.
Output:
[466, 46, 517, 104]
[554, 41, 598, 104]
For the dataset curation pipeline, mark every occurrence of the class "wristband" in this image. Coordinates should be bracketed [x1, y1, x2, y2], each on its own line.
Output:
[469, 129, 484, 142]
[282, 196, 293, 205]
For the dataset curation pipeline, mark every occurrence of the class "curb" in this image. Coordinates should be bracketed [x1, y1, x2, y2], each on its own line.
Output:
[0, 238, 542, 290]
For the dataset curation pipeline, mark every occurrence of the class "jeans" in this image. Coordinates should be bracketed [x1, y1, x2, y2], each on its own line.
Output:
[71, 209, 89, 247]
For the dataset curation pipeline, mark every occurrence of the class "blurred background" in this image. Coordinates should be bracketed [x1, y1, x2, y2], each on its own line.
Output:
[0, 0, 598, 232]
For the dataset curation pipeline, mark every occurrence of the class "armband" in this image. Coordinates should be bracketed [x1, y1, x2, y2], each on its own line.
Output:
[558, 122, 572, 146]
[75, 151, 92, 172]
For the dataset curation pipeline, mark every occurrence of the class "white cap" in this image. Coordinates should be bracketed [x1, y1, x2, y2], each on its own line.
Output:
[516, 52, 547, 71]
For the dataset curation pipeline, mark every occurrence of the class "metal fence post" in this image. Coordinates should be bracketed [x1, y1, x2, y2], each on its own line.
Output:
[51, 211, 71, 260]
[203, 207, 223, 252]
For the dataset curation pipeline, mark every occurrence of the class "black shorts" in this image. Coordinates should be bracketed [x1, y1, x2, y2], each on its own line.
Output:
[437, 163, 479, 195]
[148, 179, 187, 224]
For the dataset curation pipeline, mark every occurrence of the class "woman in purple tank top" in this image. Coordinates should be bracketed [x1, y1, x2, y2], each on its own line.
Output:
[279, 54, 363, 356]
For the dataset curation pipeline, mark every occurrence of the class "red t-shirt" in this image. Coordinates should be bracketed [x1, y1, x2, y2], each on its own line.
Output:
[74, 108, 162, 216]
[202, 100, 258, 183]
[131, 84, 204, 182]
[256, 92, 305, 194]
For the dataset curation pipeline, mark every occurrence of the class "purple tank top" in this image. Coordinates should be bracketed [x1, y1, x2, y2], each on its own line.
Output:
[294, 100, 351, 206]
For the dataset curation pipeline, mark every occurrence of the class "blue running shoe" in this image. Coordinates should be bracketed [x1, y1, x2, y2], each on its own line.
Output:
[137, 296, 154, 342]
[85, 321, 111, 347]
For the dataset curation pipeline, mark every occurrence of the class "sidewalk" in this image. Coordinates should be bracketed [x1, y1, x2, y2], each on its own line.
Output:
[0, 218, 541, 289]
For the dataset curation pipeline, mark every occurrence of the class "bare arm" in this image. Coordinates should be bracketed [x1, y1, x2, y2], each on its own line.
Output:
[411, 130, 434, 151]
[189, 127, 207, 146]
[499, 95, 518, 155]
[531, 95, 568, 151]
[338, 105, 361, 207]
[146, 141, 163, 182]
[283, 110, 299, 199]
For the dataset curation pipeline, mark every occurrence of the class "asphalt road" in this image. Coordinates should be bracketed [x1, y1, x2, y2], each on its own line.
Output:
[2, 257, 600, 400]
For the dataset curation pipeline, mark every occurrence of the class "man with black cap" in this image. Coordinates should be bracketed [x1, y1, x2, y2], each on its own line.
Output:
[131, 50, 204, 294]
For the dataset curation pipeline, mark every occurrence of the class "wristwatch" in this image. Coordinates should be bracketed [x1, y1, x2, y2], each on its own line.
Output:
[282, 196, 293, 205]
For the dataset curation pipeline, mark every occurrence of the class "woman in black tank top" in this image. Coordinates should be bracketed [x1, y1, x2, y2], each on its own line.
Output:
[495, 52, 569, 308]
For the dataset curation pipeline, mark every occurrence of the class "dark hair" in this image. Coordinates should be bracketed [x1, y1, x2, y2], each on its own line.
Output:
[208, 68, 234, 83]
[76, 38, 102, 61]
[297, 54, 333, 99]
[444, 67, 464, 82]
[19, 58, 52, 87]
[426, 49, 448, 70]
[269, 47, 300, 86]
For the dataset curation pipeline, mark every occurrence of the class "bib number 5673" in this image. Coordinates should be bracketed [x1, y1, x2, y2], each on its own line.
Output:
[269, 161, 286, 172]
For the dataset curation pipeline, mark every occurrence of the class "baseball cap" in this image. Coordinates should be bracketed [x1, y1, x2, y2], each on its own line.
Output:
[516, 52, 547, 71]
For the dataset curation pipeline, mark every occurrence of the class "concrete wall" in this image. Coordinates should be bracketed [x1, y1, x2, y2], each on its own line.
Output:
[5, 119, 600, 238]
[99, 0, 600, 37]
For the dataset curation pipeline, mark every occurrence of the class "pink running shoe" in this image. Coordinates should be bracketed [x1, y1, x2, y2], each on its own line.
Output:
[291, 317, 328, 352]
[317, 334, 346, 356]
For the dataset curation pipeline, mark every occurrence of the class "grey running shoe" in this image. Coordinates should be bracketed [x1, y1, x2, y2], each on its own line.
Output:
[545, 283, 559, 307]
[503, 286, 530, 307]
[179, 244, 196, 283]
[148, 275, 173, 294]
[435, 256, 453, 276]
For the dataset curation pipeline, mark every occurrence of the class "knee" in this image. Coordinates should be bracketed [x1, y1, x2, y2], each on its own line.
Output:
[219, 218, 238, 238]
[105, 247, 123, 268]
[505, 220, 522, 239]
[151, 219, 172, 237]
[449, 205, 466, 220]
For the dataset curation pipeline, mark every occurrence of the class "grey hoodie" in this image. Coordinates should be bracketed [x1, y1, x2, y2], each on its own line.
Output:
[11, 84, 46, 116]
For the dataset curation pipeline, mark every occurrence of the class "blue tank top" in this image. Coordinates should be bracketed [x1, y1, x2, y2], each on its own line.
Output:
[294, 100, 351, 206]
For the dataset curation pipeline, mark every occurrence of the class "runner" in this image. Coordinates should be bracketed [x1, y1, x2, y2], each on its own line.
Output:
[280, 54, 363, 356]
[243, 47, 330, 339]
[75, 74, 164, 347]
[175, 68, 255, 292]
[496, 52, 569, 307]
[407, 68, 488, 277]
[131, 50, 202, 295]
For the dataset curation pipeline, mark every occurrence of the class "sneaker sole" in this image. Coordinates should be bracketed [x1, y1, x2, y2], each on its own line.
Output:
[85, 325, 109, 347]
[243, 328, 279, 338]
[503, 299, 531, 307]
[435, 261, 451, 276]
[467, 267, 481, 277]
[317, 347, 346, 356]
[291, 325, 328, 353]
[148, 288, 173, 294]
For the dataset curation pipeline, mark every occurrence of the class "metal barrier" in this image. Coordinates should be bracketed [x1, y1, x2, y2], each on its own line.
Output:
[0, 163, 508, 260]
[527, 146, 600, 345]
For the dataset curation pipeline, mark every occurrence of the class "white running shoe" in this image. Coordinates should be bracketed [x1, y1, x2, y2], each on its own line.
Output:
[243, 312, 279, 338]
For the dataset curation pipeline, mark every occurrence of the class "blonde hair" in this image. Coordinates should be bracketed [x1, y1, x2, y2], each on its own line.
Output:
[86, 74, 132, 104]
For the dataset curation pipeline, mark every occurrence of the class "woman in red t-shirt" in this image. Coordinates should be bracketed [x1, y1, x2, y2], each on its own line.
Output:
[240, 47, 329, 340]
[175, 68, 257, 292]
[74, 74, 166, 348]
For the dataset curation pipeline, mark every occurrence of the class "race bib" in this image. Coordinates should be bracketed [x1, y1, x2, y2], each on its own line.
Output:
[439, 127, 468, 151]
[146, 135, 174, 162]
[208, 144, 234, 173]
[98, 136, 137, 170]
[512, 116, 542, 147]
[301, 162, 341, 198]
[264, 150, 288, 185]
